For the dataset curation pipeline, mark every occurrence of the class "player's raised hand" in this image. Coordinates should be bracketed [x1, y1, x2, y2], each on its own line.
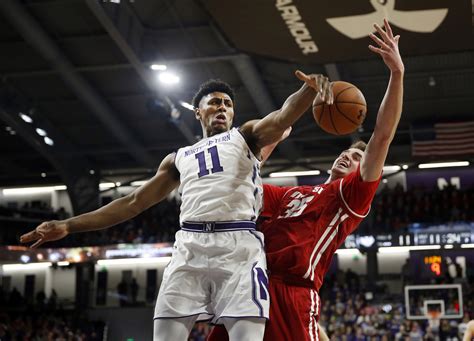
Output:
[368, 18, 404, 74]
[295, 70, 334, 105]
[20, 220, 69, 248]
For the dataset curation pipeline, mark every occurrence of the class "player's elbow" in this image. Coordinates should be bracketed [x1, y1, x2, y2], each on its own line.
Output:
[126, 192, 147, 216]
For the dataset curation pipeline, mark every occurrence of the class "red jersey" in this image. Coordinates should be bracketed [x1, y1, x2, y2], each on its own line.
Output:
[260, 166, 380, 291]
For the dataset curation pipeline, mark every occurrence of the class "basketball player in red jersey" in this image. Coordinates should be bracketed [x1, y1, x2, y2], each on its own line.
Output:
[208, 19, 403, 341]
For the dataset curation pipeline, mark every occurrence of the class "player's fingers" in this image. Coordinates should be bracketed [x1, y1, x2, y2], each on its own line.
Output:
[31, 237, 46, 249]
[36, 221, 52, 234]
[369, 33, 390, 51]
[368, 45, 387, 55]
[20, 230, 39, 243]
[316, 74, 325, 93]
[326, 82, 334, 105]
[384, 18, 394, 38]
[373, 23, 390, 43]
[317, 75, 326, 101]
[394, 35, 400, 44]
[321, 77, 330, 103]
[295, 70, 310, 82]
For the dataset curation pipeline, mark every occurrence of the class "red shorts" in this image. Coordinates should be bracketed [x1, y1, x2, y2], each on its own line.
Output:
[207, 275, 320, 341]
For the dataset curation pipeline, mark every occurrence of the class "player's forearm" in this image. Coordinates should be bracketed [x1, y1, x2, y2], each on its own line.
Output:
[372, 70, 404, 144]
[65, 195, 142, 234]
[248, 83, 316, 149]
[361, 71, 404, 181]
[274, 83, 316, 129]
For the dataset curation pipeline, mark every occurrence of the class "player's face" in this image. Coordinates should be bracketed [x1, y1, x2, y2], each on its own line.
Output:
[195, 92, 234, 137]
[330, 148, 364, 178]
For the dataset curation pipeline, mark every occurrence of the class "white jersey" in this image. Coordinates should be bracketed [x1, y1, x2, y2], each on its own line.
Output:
[175, 127, 263, 225]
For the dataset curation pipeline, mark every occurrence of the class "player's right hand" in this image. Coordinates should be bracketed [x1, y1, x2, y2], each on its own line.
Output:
[20, 220, 69, 248]
[295, 70, 333, 105]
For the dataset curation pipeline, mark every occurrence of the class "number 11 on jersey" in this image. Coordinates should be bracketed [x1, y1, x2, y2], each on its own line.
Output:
[195, 146, 224, 177]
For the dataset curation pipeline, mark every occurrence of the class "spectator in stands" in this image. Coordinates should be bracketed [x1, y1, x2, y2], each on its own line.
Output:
[117, 279, 128, 307]
[131, 277, 139, 305]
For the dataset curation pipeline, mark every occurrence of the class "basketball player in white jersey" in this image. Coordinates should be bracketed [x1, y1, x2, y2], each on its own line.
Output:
[20, 72, 333, 340]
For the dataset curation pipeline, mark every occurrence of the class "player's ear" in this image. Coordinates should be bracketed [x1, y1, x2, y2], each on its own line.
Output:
[194, 108, 201, 120]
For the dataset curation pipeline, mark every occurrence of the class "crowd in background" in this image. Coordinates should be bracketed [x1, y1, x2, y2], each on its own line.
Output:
[0, 196, 180, 247]
[317, 268, 474, 340]
[1, 184, 473, 247]
[0, 287, 104, 340]
[1, 184, 473, 339]
[365, 184, 474, 234]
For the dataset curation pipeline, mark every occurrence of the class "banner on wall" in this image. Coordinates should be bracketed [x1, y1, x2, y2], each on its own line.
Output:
[201, 0, 473, 63]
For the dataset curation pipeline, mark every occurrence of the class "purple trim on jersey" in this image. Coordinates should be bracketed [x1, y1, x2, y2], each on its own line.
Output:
[181, 221, 256, 232]
[251, 262, 264, 317]
[252, 165, 257, 183]
[249, 230, 264, 249]
[213, 316, 268, 325]
[153, 312, 212, 320]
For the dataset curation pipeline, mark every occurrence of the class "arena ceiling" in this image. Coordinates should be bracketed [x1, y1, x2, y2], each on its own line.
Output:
[0, 0, 473, 187]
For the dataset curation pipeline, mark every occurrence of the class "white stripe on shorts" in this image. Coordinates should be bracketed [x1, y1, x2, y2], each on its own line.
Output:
[309, 289, 315, 341]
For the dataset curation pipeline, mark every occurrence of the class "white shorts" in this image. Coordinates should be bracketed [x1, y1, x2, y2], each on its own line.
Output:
[153, 229, 269, 324]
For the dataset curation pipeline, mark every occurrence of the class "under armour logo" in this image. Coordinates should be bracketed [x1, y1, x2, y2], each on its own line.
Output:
[326, 0, 448, 39]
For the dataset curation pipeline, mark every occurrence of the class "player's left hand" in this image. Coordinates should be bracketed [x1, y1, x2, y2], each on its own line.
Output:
[295, 71, 334, 105]
[368, 18, 404, 74]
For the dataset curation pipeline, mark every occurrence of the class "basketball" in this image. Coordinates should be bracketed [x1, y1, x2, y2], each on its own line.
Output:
[313, 81, 367, 135]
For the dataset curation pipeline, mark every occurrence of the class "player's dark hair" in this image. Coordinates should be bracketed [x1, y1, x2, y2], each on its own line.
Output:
[192, 79, 235, 109]
[350, 140, 367, 152]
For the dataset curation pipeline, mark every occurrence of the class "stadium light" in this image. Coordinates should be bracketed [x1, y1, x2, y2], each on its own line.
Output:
[36, 128, 47, 136]
[269, 170, 320, 177]
[382, 165, 401, 172]
[335, 248, 361, 256]
[2, 262, 52, 271]
[44, 136, 54, 146]
[461, 244, 474, 249]
[418, 161, 469, 169]
[158, 72, 180, 85]
[402, 165, 409, 170]
[150, 64, 167, 71]
[2, 185, 67, 195]
[19, 112, 33, 123]
[57, 261, 70, 266]
[131, 180, 148, 186]
[179, 101, 195, 111]
[378, 245, 442, 253]
[99, 182, 117, 190]
[97, 257, 171, 266]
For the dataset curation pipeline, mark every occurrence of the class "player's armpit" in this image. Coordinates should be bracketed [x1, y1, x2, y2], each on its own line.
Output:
[339, 166, 380, 218]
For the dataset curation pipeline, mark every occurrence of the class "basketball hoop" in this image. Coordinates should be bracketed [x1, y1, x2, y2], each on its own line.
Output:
[427, 311, 441, 333]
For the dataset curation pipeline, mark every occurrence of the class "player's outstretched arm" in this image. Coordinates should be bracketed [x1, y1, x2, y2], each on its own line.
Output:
[463, 320, 474, 341]
[240, 71, 332, 152]
[361, 18, 404, 182]
[318, 323, 329, 341]
[20, 153, 180, 248]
